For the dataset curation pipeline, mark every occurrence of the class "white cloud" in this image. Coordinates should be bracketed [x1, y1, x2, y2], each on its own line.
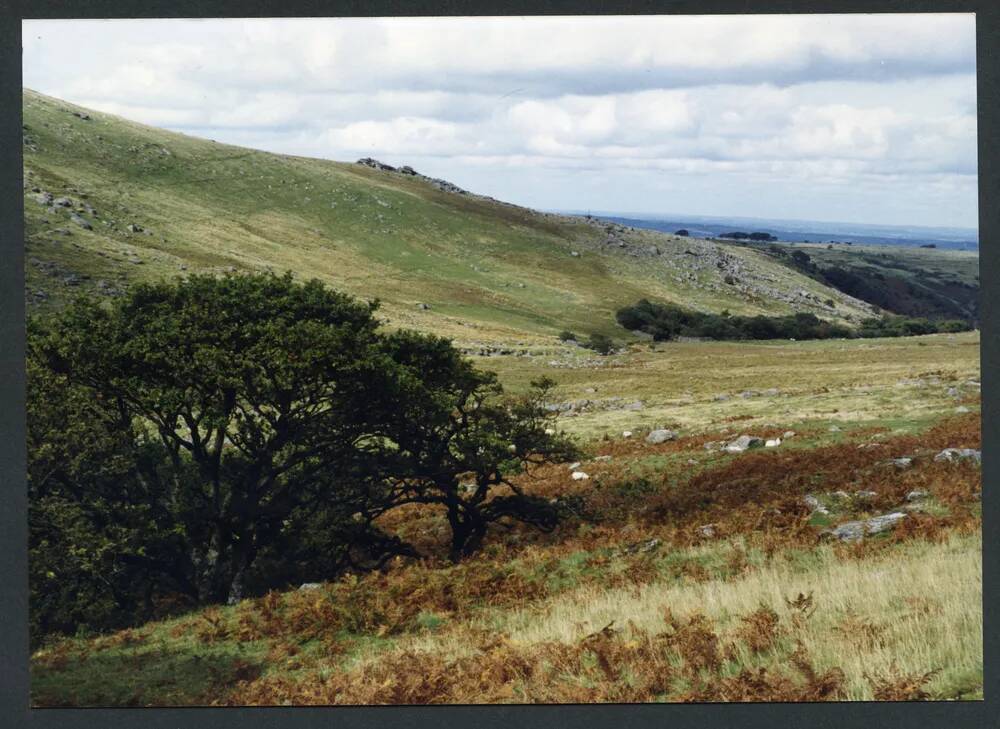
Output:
[22, 14, 978, 228]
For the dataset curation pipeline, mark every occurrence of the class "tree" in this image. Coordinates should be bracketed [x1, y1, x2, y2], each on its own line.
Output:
[29, 272, 577, 617]
[30, 273, 402, 604]
[349, 331, 577, 561]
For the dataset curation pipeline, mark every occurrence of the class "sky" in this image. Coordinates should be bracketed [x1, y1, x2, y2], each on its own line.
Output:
[22, 15, 979, 230]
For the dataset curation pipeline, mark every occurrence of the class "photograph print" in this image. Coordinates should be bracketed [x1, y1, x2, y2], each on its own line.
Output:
[22, 13, 982, 705]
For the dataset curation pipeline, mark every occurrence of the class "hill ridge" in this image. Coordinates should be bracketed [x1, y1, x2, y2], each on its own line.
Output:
[22, 88, 877, 344]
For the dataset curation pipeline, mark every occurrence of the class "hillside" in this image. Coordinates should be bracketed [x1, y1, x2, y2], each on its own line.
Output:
[21, 89, 876, 345]
[721, 239, 980, 325]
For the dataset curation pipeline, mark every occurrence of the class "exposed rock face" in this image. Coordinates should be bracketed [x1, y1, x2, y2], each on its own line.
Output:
[934, 448, 981, 464]
[646, 429, 677, 444]
[355, 158, 469, 194]
[825, 512, 906, 542]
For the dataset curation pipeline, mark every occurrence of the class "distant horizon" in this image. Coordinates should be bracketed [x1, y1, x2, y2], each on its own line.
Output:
[551, 209, 980, 237]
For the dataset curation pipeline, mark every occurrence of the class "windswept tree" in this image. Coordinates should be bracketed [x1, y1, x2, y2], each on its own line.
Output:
[357, 331, 578, 561]
[29, 272, 577, 624]
[29, 273, 407, 605]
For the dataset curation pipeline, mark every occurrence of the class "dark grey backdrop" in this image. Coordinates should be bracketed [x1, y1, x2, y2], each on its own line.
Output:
[1, 2, 995, 728]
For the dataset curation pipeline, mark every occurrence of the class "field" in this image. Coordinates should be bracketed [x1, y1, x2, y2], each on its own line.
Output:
[30, 331, 983, 705]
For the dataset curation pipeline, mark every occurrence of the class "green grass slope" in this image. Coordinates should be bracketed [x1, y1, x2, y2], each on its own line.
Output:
[23, 89, 875, 344]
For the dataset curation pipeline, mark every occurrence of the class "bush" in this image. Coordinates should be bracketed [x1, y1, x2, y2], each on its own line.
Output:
[558, 330, 577, 342]
[585, 333, 616, 355]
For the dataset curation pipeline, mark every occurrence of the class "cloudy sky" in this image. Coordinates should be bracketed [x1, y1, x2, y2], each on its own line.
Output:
[23, 15, 978, 229]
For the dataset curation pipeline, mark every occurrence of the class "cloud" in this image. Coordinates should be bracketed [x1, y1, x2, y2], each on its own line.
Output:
[22, 14, 978, 228]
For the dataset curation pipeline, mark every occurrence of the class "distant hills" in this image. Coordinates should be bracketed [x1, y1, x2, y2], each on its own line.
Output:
[567, 212, 979, 251]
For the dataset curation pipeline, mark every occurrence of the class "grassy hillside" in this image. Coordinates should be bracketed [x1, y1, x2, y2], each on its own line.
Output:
[22, 89, 875, 345]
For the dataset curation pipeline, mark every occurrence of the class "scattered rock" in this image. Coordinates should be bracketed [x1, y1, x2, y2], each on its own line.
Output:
[544, 428, 556, 436]
[765, 438, 781, 448]
[828, 425, 841, 432]
[854, 490, 877, 501]
[804, 494, 829, 515]
[906, 490, 929, 502]
[53, 197, 73, 207]
[299, 583, 322, 591]
[571, 471, 590, 481]
[724, 435, 764, 453]
[570, 251, 580, 257]
[697, 524, 717, 538]
[567, 461, 582, 470]
[889, 457, 913, 469]
[825, 512, 906, 542]
[593, 455, 613, 462]
[646, 429, 677, 444]
[623, 538, 661, 554]
[933, 448, 980, 464]
[782, 430, 796, 439]
[956, 406, 971, 414]
[624, 401, 644, 411]
[622, 431, 633, 438]
[416, 302, 430, 310]
[69, 213, 92, 230]
[714, 394, 730, 402]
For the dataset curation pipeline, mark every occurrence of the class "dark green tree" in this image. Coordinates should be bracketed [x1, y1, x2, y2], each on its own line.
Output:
[353, 331, 577, 561]
[29, 273, 401, 604]
[29, 272, 577, 624]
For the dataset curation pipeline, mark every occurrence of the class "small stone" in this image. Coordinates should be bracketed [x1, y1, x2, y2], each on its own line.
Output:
[933, 448, 981, 464]
[299, 583, 322, 591]
[724, 435, 764, 453]
[567, 461, 582, 470]
[906, 490, 929, 502]
[621, 431, 633, 438]
[825, 512, 906, 542]
[782, 431, 796, 439]
[765, 438, 781, 448]
[571, 471, 590, 481]
[646, 429, 677, 444]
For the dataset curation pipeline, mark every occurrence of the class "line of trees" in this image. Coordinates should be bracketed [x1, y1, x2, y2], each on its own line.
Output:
[28, 273, 576, 642]
[616, 299, 971, 342]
